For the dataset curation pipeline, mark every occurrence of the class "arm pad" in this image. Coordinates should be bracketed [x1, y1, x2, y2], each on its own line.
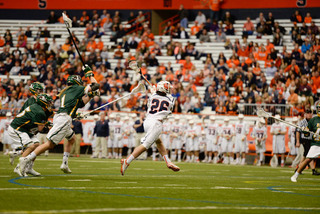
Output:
[90, 83, 100, 91]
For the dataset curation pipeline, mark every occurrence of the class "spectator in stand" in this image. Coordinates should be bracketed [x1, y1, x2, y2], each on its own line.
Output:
[256, 20, 267, 36]
[225, 21, 235, 35]
[178, 4, 188, 28]
[222, 11, 235, 24]
[243, 17, 254, 36]
[309, 21, 319, 35]
[287, 88, 299, 105]
[304, 12, 312, 24]
[199, 29, 211, 43]
[290, 10, 303, 23]
[25, 27, 32, 38]
[195, 11, 206, 25]
[301, 39, 311, 54]
[209, 0, 223, 21]
[215, 28, 226, 42]
[191, 21, 200, 36]
[265, 12, 275, 29]
[47, 11, 59, 23]
[40, 27, 50, 38]
[103, 18, 113, 34]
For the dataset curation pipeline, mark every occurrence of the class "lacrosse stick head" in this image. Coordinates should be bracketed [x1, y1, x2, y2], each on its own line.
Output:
[128, 60, 141, 73]
[131, 82, 146, 94]
[257, 108, 271, 118]
[62, 13, 72, 28]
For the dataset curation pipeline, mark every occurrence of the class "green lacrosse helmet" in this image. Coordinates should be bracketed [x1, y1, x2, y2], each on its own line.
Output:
[36, 93, 54, 110]
[67, 75, 83, 86]
[29, 82, 44, 96]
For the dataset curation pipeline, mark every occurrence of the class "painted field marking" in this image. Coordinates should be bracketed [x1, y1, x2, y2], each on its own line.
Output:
[114, 182, 137, 184]
[2, 205, 320, 214]
[68, 179, 91, 182]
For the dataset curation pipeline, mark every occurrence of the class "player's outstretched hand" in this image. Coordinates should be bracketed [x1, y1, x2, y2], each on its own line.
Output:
[82, 64, 94, 78]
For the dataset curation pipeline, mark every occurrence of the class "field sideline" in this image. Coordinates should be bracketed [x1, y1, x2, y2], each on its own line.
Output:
[0, 154, 319, 214]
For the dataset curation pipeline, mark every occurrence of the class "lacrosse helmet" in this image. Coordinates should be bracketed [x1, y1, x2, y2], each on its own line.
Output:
[67, 75, 83, 86]
[36, 93, 54, 110]
[157, 81, 171, 94]
[258, 118, 265, 127]
[29, 82, 44, 96]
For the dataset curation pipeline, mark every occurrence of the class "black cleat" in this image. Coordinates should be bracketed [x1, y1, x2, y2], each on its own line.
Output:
[312, 170, 320, 176]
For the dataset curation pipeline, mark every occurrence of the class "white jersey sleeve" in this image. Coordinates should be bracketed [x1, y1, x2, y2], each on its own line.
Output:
[146, 93, 175, 121]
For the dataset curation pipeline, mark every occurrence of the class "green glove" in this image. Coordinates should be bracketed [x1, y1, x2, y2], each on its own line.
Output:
[88, 90, 100, 98]
[82, 64, 94, 78]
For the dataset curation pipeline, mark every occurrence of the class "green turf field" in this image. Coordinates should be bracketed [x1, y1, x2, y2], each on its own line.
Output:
[0, 154, 319, 214]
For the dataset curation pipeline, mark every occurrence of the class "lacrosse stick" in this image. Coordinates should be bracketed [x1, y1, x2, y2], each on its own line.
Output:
[77, 82, 146, 120]
[257, 108, 317, 136]
[62, 13, 85, 66]
[128, 60, 152, 87]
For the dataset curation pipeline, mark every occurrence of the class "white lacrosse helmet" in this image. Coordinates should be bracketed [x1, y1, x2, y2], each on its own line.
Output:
[238, 114, 244, 119]
[224, 117, 230, 123]
[209, 116, 216, 121]
[157, 81, 171, 94]
[6, 112, 12, 117]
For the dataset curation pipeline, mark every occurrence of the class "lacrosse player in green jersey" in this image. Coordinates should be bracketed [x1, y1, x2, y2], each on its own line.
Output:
[19, 65, 99, 175]
[20, 82, 44, 112]
[291, 104, 320, 182]
[8, 94, 53, 176]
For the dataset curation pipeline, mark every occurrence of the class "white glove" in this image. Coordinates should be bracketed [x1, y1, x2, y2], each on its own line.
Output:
[150, 85, 156, 94]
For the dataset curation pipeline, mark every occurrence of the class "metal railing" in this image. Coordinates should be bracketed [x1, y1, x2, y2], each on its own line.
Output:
[238, 103, 294, 117]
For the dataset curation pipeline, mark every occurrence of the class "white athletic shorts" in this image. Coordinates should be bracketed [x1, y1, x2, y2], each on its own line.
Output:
[306, 145, 320, 158]
[161, 134, 170, 149]
[193, 138, 200, 151]
[2, 132, 12, 144]
[113, 134, 123, 148]
[255, 141, 266, 153]
[206, 139, 218, 152]
[37, 133, 47, 144]
[47, 113, 74, 145]
[172, 138, 182, 150]
[273, 139, 286, 154]
[8, 126, 39, 150]
[221, 139, 233, 153]
[107, 137, 113, 148]
[128, 137, 135, 148]
[234, 138, 247, 153]
[141, 119, 162, 149]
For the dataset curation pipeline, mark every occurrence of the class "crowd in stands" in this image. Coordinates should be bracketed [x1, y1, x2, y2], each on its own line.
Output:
[0, 9, 320, 118]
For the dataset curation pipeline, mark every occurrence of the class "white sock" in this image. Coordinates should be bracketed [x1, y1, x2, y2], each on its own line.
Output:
[281, 159, 284, 164]
[113, 152, 117, 157]
[126, 154, 135, 164]
[108, 152, 112, 157]
[163, 154, 171, 164]
[172, 154, 176, 161]
[208, 156, 212, 161]
[259, 153, 264, 162]
[152, 152, 156, 160]
[178, 150, 181, 160]
[27, 152, 37, 161]
[294, 172, 299, 176]
[187, 156, 191, 161]
[62, 152, 70, 165]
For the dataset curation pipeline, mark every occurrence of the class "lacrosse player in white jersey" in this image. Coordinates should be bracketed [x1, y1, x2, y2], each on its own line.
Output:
[107, 114, 115, 158]
[129, 114, 137, 151]
[270, 114, 287, 167]
[121, 81, 180, 175]
[161, 117, 172, 156]
[113, 114, 123, 159]
[234, 114, 249, 165]
[84, 114, 98, 157]
[220, 118, 235, 164]
[0, 112, 13, 156]
[170, 115, 184, 162]
[288, 117, 298, 160]
[204, 116, 220, 163]
[122, 116, 135, 156]
[252, 118, 267, 166]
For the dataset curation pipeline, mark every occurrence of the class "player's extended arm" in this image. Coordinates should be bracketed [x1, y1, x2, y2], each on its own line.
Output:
[82, 65, 100, 105]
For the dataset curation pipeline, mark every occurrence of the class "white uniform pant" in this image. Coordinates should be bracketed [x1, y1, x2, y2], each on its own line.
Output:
[234, 138, 247, 153]
[141, 119, 162, 149]
[47, 113, 74, 145]
[221, 139, 233, 153]
[8, 126, 39, 150]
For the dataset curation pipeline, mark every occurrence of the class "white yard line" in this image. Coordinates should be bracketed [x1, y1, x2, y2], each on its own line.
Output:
[2, 206, 320, 214]
[67, 179, 91, 182]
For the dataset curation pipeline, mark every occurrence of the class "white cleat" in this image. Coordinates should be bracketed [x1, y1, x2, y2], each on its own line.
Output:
[167, 162, 180, 172]
[291, 175, 298, 182]
[19, 157, 31, 176]
[60, 163, 72, 174]
[26, 162, 41, 176]
[120, 159, 129, 176]
[14, 165, 24, 177]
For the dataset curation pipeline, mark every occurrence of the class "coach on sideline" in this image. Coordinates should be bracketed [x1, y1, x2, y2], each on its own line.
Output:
[92, 112, 109, 158]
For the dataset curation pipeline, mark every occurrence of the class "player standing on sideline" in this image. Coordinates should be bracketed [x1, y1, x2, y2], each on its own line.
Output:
[220, 118, 234, 164]
[185, 120, 196, 162]
[1, 112, 13, 156]
[113, 114, 123, 159]
[122, 116, 135, 156]
[19, 65, 99, 175]
[234, 114, 249, 165]
[293, 108, 320, 175]
[161, 117, 172, 158]
[121, 81, 180, 175]
[170, 115, 183, 162]
[9, 94, 53, 176]
[288, 117, 299, 163]
[83, 114, 98, 157]
[252, 118, 267, 166]
[204, 116, 219, 163]
[291, 104, 320, 182]
[107, 114, 115, 159]
[270, 115, 287, 167]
